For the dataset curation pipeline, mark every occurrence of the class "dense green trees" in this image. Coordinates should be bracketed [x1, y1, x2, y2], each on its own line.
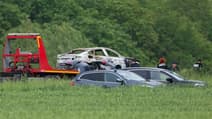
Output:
[0, 0, 211, 72]
[0, 2, 25, 34]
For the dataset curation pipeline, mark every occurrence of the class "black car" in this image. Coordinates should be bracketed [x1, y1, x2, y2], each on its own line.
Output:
[124, 67, 206, 87]
[71, 70, 163, 88]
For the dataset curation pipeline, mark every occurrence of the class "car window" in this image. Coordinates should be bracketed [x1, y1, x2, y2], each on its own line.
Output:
[106, 49, 119, 57]
[151, 71, 171, 80]
[94, 49, 105, 56]
[150, 71, 161, 80]
[80, 73, 104, 81]
[117, 70, 145, 81]
[160, 72, 172, 80]
[105, 73, 120, 82]
[69, 49, 85, 54]
[131, 70, 150, 79]
[88, 50, 95, 55]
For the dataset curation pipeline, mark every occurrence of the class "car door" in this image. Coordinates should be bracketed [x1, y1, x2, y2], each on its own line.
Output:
[77, 72, 105, 86]
[104, 72, 123, 87]
[105, 48, 125, 68]
[150, 71, 172, 84]
[93, 49, 107, 61]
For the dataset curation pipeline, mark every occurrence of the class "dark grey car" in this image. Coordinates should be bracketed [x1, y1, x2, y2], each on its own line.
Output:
[124, 67, 206, 87]
[72, 70, 163, 88]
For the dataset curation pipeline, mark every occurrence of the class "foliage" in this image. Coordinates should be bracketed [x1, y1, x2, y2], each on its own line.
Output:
[0, 0, 212, 71]
[0, 2, 26, 34]
[0, 21, 93, 67]
[0, 72, 212, 119]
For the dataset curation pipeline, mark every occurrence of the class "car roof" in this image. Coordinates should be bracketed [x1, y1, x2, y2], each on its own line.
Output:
[76, 69, 136, 77]
[71, 47, 114, 51]
[74, 69, 125, 79]
[78, 69, 123, 75]
[66, 47, 123, 56]
[123, 67, 167, 71]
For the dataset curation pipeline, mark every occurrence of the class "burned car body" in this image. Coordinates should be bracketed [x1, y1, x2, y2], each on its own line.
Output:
[56, 47, 126, 70]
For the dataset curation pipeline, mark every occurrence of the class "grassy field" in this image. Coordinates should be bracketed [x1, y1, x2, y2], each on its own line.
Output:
[0, 72, 212, 119]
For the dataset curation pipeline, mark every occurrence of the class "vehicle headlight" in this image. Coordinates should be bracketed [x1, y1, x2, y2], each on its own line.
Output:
[194, 83, 205, 87]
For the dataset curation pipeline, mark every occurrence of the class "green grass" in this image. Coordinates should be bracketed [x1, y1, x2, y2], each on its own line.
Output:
[0, 73, 212, 119]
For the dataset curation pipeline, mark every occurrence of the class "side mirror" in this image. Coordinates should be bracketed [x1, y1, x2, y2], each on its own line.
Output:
[116, 78, 122, 82]
[166, 78, 173, 83]
[116, 78, 125, 85]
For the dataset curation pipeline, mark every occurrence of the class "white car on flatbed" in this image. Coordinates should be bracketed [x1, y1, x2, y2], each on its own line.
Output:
[56, 47, 126, 69]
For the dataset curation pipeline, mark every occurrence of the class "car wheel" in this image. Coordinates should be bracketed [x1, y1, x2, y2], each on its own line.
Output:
[115, 65, 121, 69]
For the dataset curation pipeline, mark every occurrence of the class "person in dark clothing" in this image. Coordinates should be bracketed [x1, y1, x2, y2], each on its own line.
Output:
[125, 57, 141, 67]
[171, 62, 179, 71]
[193, 59, 203, 70]
[157, 56, 168, 69]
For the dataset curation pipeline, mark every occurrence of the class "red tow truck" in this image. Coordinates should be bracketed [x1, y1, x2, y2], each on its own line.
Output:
[0, 33, 79, 80]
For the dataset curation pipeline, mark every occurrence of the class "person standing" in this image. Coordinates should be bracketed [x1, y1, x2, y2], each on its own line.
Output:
[157, 56, 168, 69]
[171, 62, 179, 71]
[193, 59, 203, 71]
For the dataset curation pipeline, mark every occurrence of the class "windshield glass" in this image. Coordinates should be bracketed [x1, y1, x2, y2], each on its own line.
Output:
[117, 70, 145, 81]
[165, 70, 185, 80]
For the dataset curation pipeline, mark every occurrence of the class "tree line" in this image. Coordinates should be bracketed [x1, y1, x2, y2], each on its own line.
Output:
[0, 0, 212, 72]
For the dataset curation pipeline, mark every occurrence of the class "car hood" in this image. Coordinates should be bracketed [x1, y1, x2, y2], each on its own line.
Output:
[178, 79, 206, 87]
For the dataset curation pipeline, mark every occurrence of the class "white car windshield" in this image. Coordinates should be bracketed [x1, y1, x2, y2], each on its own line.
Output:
[117, 70, 145, 81]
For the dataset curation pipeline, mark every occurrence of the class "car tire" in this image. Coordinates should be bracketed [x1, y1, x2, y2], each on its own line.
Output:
[115, 65, 121, 69]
